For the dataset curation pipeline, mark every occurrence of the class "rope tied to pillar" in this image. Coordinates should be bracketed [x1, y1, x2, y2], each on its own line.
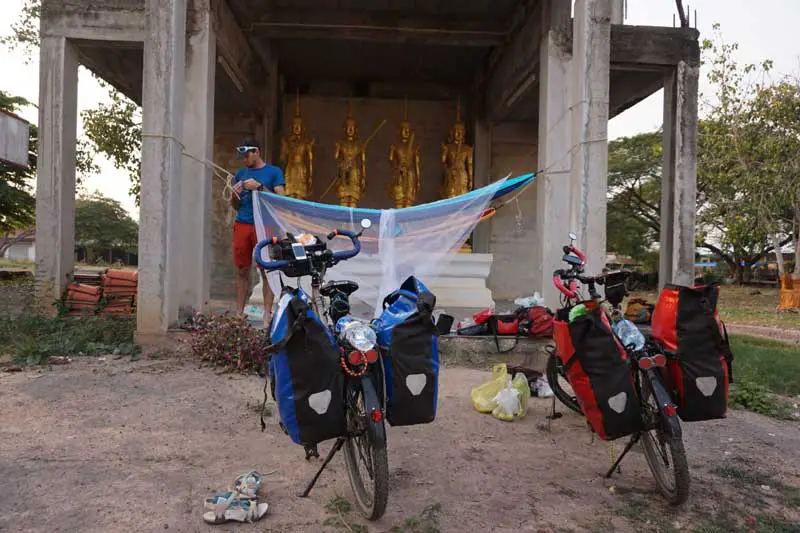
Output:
[141, 132, 236, 202]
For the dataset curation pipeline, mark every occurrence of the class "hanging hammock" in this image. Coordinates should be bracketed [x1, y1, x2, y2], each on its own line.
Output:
[253, 173, 535, 316]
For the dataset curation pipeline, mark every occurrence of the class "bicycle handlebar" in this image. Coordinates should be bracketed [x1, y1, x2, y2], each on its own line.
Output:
[253, 229, 361, 272]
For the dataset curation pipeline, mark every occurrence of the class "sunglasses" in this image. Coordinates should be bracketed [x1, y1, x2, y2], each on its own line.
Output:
[236, 146, 258, 155]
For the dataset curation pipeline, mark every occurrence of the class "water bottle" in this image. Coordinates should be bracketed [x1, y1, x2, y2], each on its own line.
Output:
[613, 318, 646, 351]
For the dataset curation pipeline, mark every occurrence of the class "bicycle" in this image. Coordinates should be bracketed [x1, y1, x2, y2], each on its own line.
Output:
[254, 218, 389, 520]
[545, 232, 690, 505]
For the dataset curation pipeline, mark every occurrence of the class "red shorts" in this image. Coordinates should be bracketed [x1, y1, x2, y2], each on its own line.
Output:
[233, 222, 275, 269]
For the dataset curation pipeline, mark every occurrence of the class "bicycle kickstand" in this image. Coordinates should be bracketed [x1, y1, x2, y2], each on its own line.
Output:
[604, 434, 640, 479]
[298, 437, 345, 498]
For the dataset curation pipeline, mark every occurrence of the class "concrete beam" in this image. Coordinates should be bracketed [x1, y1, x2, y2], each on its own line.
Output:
[41, 0, 146, 42]
[472, 115, 492, 254]
[660, 60, 699, 288]
[178, 1, 216, 315]
[211, 0, 260, 100]
[247, 10, 506, 47]
[34, 35, 79, 306]
[610, 25, 700, 67]
[486, 0, 550, 121]
[569, 0, 611, 278]
[137, 0, 187, 335]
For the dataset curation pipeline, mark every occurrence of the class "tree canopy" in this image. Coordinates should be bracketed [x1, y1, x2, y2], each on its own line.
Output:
[75, 192, 138, 254]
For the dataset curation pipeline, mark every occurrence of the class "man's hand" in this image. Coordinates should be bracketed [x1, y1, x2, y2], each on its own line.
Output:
[242, 178, 262, 191]
[232, 180, 244, 199]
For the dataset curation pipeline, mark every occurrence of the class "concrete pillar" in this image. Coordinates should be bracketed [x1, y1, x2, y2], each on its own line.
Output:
[178, 3, 216, 315]
[137, 0, 187, 335]
[35, 35, 79, 307]
[611, 0, 625, 24]
[472, 116, 492, 253]
[535, 6, 573, 309]
[569, 0, 612, 278]
[660, 60, 699, 288]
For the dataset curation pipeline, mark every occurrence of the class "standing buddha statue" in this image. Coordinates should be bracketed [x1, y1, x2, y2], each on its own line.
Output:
[280, 91, 315, 199]
[441, 98, 474, 199]
[388, 98, 421, 208]
[334, 101, 367, 208]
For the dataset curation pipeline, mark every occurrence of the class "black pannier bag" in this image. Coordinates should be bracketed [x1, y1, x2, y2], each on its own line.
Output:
[554, 305, 645, 440]
[269, 287, 347, 446]
[651, 283, 733, 422]
[373, 276, 440, 427]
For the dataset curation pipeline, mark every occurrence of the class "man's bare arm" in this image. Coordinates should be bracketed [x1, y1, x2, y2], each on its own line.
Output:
[274, 185, 286, 196]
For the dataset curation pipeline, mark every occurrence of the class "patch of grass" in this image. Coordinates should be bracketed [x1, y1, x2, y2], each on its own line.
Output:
[390, 503, 442, 533]
[322, 496, 367, 533]
[712, 464, 800, 510]
[729, 380, 794, 420]
[729, 335, 800, 396]
[0, 314, 139, 365]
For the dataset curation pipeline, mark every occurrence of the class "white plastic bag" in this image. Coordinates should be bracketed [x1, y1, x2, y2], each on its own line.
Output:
[514, 292, 545, 308]
[491, 376, 522, 421]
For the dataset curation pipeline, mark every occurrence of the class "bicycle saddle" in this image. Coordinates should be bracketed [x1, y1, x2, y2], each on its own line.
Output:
[320, 280, 359, 297]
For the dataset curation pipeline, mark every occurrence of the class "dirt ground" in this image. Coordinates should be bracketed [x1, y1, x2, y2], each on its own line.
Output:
[1, 355, 799, 533]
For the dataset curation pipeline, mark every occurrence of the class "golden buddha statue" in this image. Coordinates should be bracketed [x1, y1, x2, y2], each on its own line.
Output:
[441, 99, 474, 199]
[388, 99, 421, 208]
[280, 91, 315, 199]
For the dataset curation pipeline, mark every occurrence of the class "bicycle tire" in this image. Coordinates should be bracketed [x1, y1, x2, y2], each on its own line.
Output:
[343, 378, 389, 520]
[546, 352, 583, 415]
[640, 374, 690, 505]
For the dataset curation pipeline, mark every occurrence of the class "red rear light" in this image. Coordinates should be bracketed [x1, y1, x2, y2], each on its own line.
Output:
[365, 349, 378, 364]
[639, 357, 654, 370]
[370, 408, 383, 423]
[664, 404, 677, 417]
[653, 353, 667, 367]
[348, 351, 363, 366]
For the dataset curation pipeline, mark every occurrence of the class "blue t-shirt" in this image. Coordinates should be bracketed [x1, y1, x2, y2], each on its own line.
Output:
[234, 164, 285, 224]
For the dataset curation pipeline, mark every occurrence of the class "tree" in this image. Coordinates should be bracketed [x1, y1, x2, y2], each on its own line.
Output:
[3, 0, 143, 204]
[698, 24, 799, 281]
[75, 192, 138, 262]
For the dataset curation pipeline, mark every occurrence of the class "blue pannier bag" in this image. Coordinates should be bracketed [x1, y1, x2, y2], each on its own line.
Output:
[269, 286, 346, 446]
[373, 276, 440, 427]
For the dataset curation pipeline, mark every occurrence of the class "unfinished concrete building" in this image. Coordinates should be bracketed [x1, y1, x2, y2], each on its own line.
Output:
[34, 0, 699, 336]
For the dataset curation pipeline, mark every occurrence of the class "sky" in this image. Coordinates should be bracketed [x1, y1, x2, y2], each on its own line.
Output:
[1, 0, 799, 220]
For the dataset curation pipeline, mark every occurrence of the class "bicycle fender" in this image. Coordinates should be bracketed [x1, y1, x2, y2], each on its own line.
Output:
[644, 368, 683, 439]
[360, 375, 387, 445]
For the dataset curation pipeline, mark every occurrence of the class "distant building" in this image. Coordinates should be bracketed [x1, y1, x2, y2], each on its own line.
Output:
[2, 230, 35, 261]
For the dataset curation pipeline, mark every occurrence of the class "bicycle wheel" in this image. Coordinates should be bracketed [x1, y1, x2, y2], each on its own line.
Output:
[639, 372, 690, 505]
[343, 377, 389, 520]
[546, 351, 583, 414]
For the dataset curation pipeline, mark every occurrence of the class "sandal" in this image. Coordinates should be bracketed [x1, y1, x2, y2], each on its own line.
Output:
[203, 495, 269, 524]
[233, 471, 265, 499]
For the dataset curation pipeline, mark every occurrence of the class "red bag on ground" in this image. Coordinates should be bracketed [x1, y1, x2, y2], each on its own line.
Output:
[553, 306, 645, 441]
[651, 283, 733, 422]
[518, 306, 554, 338]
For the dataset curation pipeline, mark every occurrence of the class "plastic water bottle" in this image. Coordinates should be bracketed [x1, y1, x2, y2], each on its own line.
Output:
[613, 318, 646, 351]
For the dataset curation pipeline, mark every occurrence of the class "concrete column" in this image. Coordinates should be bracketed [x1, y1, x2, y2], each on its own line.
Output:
[611, 0, 625, 24]
[137, 0, 187, 335]
[535, 5, 573, 309]
[178, 3, 216, 316]
[35, 35, 79, 307]
[472, 116, 492, 253]
[660, 60, 699, 288]
[569, 0, 612, 278]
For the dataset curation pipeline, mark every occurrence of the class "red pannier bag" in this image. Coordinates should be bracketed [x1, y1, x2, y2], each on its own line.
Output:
[519, 306, 555, 338]
[651, 283, 733, 422]
[552, 305, 645, 440]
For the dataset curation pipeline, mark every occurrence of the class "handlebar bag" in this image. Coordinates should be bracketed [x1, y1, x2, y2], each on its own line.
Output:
[651, 283, 733, 422]
[373, 276, 440, 427]
[269, 287, 346, 446]
[553, 306, 645, 441]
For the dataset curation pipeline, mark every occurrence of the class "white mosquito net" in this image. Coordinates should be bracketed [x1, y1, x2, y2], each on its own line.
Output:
[253, 175, 524, 318]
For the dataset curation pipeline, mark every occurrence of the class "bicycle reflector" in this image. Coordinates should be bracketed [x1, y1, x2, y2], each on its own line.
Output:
[347, 350, 378, 366]
[639, 357, 654, 370]
[370, 408, 384, 423]
[652, 353, 667, 367]
[664, 404, 677, 417]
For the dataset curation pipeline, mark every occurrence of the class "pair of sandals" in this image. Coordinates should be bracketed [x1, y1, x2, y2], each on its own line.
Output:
[203, 471, 270, 525]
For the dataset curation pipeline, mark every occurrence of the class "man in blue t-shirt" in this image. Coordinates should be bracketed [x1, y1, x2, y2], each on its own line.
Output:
[230, 138, 286, 326]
